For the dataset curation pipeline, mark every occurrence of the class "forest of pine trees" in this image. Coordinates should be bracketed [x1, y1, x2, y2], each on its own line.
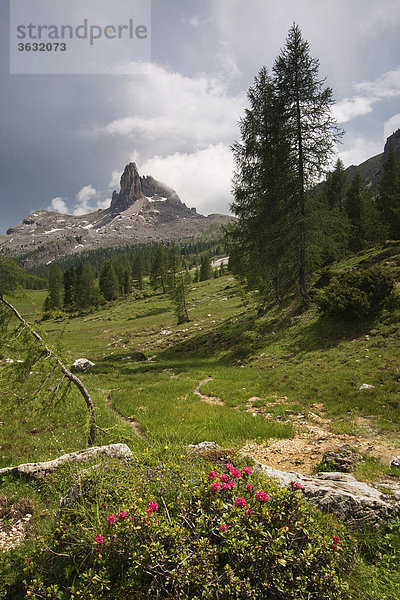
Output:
[42, 240, 221, 316]
[226, 24, 400, 305]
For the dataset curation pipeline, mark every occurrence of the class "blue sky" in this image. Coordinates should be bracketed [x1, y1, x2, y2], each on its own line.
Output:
[1, 0, 400, 233]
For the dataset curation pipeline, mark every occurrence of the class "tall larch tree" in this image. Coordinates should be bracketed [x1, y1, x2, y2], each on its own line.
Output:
[229, 67, 295, 303]
[273, 23, 341, 298]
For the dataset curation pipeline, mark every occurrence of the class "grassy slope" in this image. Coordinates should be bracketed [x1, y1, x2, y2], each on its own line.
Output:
[1, 243, 400, 599]
[1, 244, 400, 469]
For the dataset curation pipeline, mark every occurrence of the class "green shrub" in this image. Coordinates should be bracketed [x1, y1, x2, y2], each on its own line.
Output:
[314, 267, 394, 320]
[17, 454, 353, 600]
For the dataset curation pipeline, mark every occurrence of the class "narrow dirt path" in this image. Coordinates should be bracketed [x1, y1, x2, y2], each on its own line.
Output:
[243, 407, 400, 475]
[194, 377, 224, 405]
[105, 392, 146, 439]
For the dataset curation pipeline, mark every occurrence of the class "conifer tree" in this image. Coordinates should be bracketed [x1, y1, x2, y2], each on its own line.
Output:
[199, 254, 212, 281]
[325, 158, 348, 211]
[99, 260, 119, 301]
[273, 23, 341, 297]
[345, 173, 387, 250]
[64, 265, 77, 309]
[228, 66, 295, 302]
[44, 264, 63, 312]
[76, 264, 98, 310]
[169, 271, 191, 324]
[150, 244, 168, 292]
[132, 251, 145, 289]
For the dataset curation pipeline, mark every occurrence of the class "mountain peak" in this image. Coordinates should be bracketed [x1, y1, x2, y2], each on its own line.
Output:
[110, 162, 181, 213]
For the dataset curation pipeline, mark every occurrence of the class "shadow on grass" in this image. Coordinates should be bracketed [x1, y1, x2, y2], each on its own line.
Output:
[160, 310, 266, 363]
[127, 307, 170, 320]
[285, 314, 377, 355]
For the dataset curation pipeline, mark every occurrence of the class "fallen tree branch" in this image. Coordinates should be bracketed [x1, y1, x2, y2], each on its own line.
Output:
[1, 295, 97, 445]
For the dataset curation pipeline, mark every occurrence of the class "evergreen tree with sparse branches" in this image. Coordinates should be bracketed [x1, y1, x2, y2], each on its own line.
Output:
[227, 24, 341, 303]
[273, 23, 342, 298]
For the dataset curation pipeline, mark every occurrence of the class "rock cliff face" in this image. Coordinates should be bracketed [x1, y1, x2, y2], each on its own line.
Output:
[1, 162, 234, 267]
[110, 163, 181, 213]
[346, 128, 400, 187]
[383, 128, 400, 161]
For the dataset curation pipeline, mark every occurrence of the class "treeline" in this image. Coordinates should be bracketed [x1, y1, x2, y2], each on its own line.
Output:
[26, 238, 224, 289]
[43, 243, 226, 315]
[226, 23, 400, 304]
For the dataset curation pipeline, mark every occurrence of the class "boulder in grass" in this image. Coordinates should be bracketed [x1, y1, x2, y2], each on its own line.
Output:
[256, 462, 400, 528]
[70, 358, 95, 372]
[391, 456, 400, 469]
[0, 444, 133, 480]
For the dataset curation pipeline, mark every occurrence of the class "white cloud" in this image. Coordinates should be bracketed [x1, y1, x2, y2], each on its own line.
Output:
[333, 67, 400, 124]
[73, 184, 97, 215]
[96, 198, 111, 210]
[109, 169, 121, 190]
[218, 41, 241, 81]
[139, 143, 234, 215]
[93, 62, 245, 148]
[355, 67, 400, 99]
[332, 96, 374, 124]
[337, 136, 383, 168]
[48, 197, 69, 214]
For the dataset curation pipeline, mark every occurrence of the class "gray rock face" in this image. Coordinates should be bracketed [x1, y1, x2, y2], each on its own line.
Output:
[0, 444, 132, 480]
[110, 162, 181, 213]
[383, 128, 400, 162]
[345, 128, 400, 189]
[322, 445, 364, 473]
[258, 463, 400, 528]
[70, 358, 95, 372]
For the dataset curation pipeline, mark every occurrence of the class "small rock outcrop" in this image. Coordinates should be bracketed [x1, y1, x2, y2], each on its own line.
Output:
[0, 444, 132, 480]
[391, 456, 400, 468]
[70, 358, 95, 372]
[321, 445, 364, 473]
[258, 463, 400, 528]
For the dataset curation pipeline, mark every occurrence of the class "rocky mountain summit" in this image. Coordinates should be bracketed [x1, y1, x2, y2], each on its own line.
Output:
[0, 163, 233, 266]
[346, 128, 400, 186]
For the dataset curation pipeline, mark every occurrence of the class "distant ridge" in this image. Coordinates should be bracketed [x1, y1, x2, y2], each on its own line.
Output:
[0, 162, 234, 267]
[345, 128, 400, 187]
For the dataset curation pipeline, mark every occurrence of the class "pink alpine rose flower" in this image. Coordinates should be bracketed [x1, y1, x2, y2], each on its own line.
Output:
[235, 497, 246, 507]
[107, 515, 116, 525]
[146, 501, 158, 515]
[255, 490, 270, 502]
[233, 469, 242, 479]
[211, 482, 221, 492]
[118, 511, 128, 519]
[226, 463, 235, 475]
[245, 484, 253, 493]
[243, 467, 252, 476]
[219, 523, 227, 531]
[95, 534, 104, 545]
[208, 470, 218, 481]
[220, 473, 229, 482]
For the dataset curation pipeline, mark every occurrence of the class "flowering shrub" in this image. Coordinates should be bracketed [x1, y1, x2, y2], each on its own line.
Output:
[22, 454, 353, 600]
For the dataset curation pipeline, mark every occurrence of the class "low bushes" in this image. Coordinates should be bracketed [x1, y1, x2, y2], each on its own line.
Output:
[14, 453, 353, 599]
[314, 267, 394, 320]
